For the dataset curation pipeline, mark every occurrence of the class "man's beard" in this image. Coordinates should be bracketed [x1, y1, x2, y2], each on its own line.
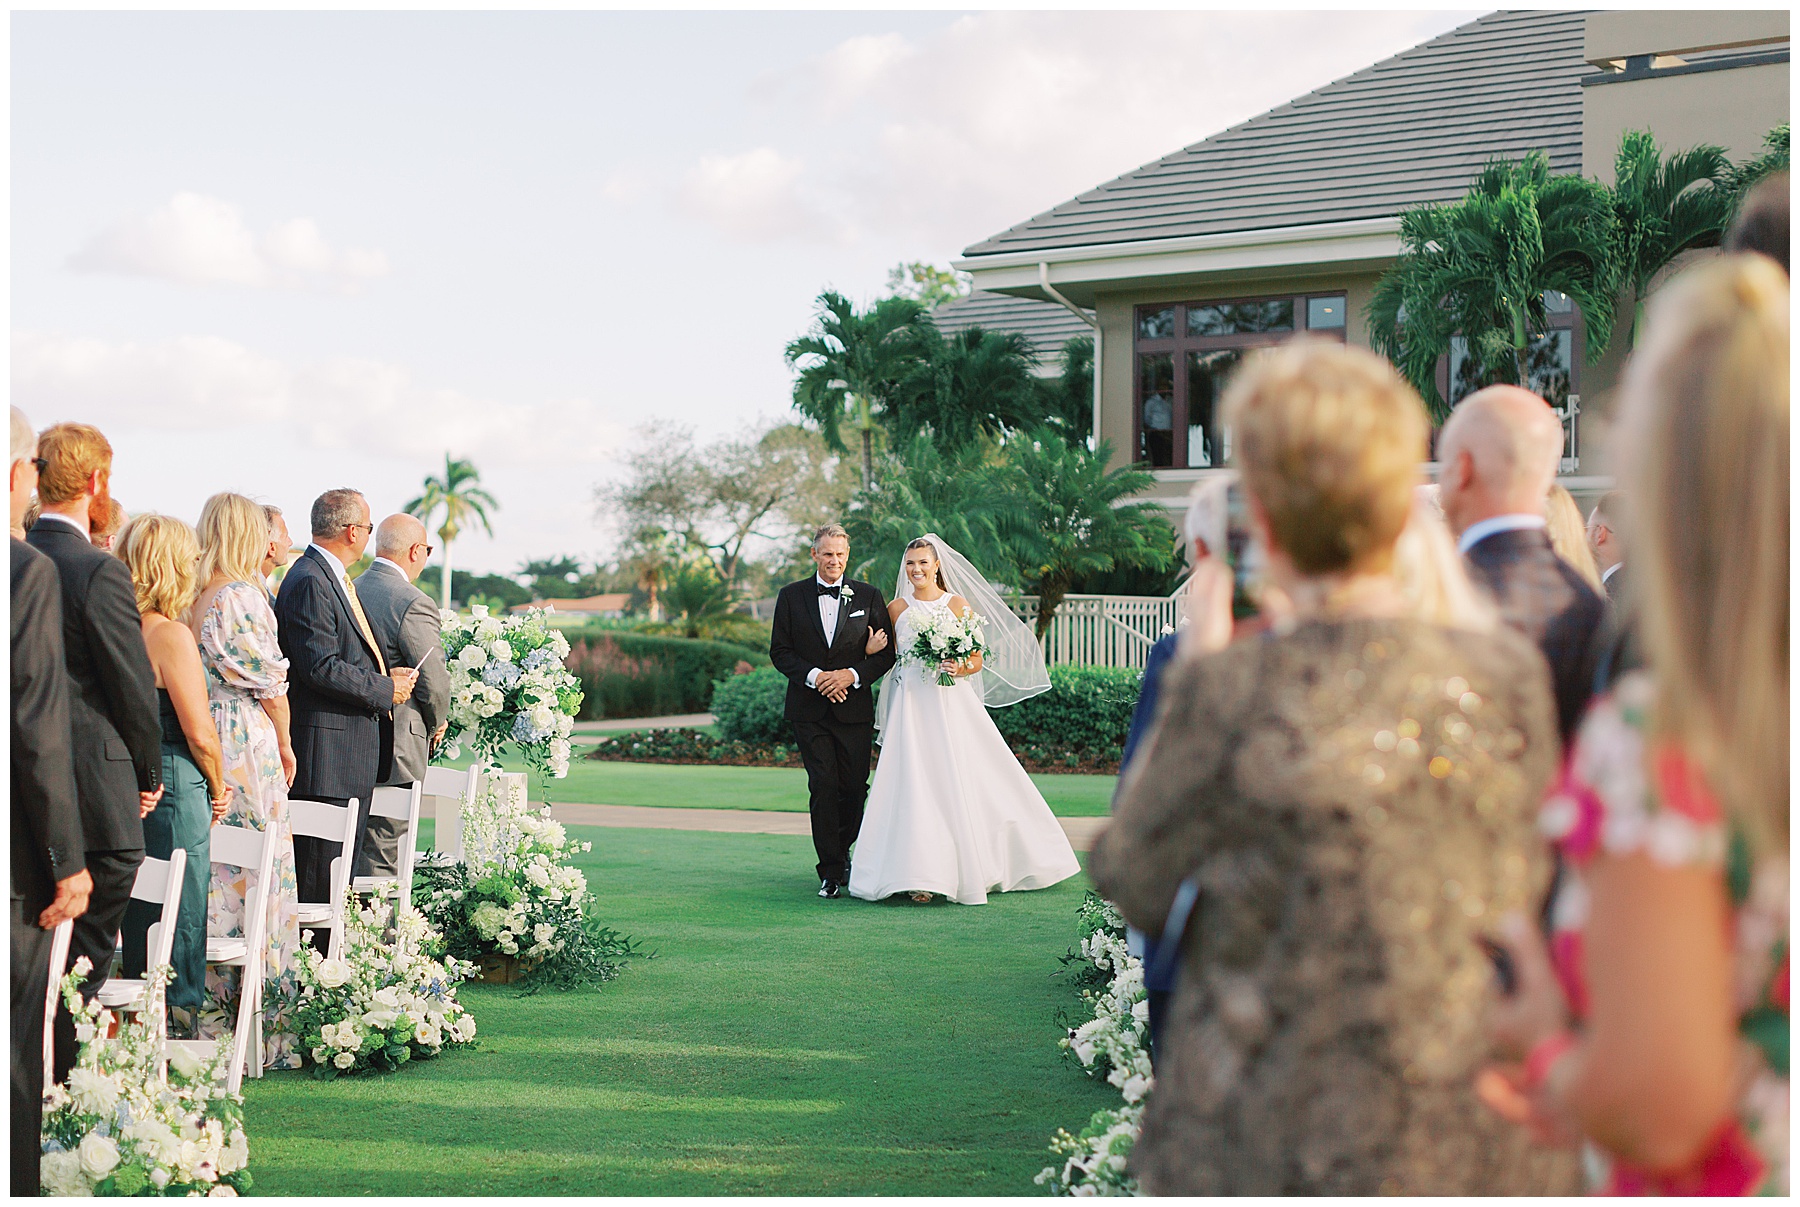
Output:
[87, 484, 113, 533]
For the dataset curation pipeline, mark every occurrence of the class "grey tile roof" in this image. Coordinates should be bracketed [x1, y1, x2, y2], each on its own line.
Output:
[927, 290, 1093, 368]
[962, 10, 1592, 258]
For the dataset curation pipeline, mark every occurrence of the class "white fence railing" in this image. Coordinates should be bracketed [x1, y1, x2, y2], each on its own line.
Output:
[1006, 588, 1187, 670]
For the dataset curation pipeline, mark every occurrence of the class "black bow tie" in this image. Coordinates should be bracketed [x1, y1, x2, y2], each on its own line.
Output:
[816, 582, 843, 599]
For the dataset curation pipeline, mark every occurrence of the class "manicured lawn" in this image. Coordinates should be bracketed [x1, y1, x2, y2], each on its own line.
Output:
[446, 750, 1118, 817]
[241, 827, 1111, 1195]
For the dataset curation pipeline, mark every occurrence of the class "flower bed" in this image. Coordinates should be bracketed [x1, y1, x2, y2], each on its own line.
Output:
[586, 727, 1119, 774]
[41, 962, 252, 1197]
[293, 888, 478, 1079]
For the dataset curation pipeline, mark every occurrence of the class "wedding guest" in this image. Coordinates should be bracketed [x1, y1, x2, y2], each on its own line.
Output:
[1545, 484, 1603, 592]
[10, 407, 88, 1196]
[19, 497, 41, 537]
[1724, 171, 1788, 275]
[1481, 254, 1788, 1194]
[26, 422, 161, 1082]
[1437, 386, 1608, 742]
[1585, 490, 1628, 600]
[89, 496, 126, 553]
[1391, 485, 1500, 631]
[1122, 486, 1222, 768]
[275, 489, 413, 909]
[260, 504, 293, 595]
[353, 514, 449, 876]
[192, 492, 303, 1069]
[115, 514, 227, 1035]
[1092, 340, 1577, 1194]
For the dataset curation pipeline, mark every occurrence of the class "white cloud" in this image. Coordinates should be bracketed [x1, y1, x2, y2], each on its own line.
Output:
[678, 146, 847, 243]
[11, 330, 625, 467]
[69, 192, 390, 292]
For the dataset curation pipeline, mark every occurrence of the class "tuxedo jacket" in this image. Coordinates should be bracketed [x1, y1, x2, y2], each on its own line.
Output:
[768, 577, 897, 726]
[25, 520, 161, 852]
[354, 561, 449, 785]
[11, 539, 86, 913]
[1464, 527, 1609, 744]
[275, 546, 393, 800]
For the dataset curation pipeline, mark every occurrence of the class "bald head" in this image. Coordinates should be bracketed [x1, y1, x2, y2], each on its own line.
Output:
[374, 513, 432, 582]
[1436, 386, 1565, 536]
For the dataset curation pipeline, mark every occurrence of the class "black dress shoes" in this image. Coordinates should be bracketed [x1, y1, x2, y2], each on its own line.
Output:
[819, 878, 842, 899]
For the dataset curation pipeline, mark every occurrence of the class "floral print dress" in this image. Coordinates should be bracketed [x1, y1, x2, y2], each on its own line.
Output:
[197, 580, 304, 1070]
[1541, 670, 1788, 1195]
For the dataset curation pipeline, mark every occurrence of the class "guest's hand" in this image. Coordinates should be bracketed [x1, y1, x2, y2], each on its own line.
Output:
[430, 722, 448, 756]
[38, 869, 92, 928]
[209, 787, 234, 822]
[864, 627, 889, 656]
[139, 785, 164, 817]
[391, 667, 418, 705]
[279, 744, 297, 786]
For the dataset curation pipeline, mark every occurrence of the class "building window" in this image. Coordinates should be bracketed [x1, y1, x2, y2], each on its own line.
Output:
[1133, 291, 1346, 469]
[1443, 290, 1582, 412]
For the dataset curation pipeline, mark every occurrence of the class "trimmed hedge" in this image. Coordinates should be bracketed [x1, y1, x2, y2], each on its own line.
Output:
[563, 631, 770, 720]
[711, 666, 792, 746]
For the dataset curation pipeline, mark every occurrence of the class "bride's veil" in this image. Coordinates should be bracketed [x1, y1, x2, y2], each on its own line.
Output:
[876, 533, 1050, 739]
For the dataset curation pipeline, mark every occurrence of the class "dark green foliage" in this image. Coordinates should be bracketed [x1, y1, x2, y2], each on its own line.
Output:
[891, 325, 1042, 449]
[588, 726, 802, 768]
[785, 291, 930, 454]
[1034, 334, 1094, 446]
[1730, 122, 1790, 200]
[562, 631, 769, 719]
[843, 433, 1020, 590]
[985, 665, 1141, 761]
[710, 666, 791, 745]
[660, 560, 736, 638]
[1610, 130, 1735, 341]
[430, 569, 531, 610]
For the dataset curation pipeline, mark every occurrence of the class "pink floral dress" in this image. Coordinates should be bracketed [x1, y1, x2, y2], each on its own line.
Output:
[1541, 670, 1788, 1195]
[197, 581, 303, 1070]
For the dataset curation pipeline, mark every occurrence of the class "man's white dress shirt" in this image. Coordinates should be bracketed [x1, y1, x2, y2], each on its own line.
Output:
[1601, 561, 1623, 586]
[307, 541, 354, 584]
[34, 511, 89, 538]
[805, 574, 860, 690]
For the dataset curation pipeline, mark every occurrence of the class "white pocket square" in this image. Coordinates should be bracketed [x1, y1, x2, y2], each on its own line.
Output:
[849, 610, 866, 617]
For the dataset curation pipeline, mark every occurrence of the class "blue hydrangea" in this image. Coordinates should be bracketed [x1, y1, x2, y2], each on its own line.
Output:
[482, 659, 522, 688]
[512, 711, 553, 744]
[522, 647, 561, 672]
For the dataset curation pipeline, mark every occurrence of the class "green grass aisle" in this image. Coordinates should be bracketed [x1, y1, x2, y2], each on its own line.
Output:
[240, 826, 1114, 1195]
[447, 751, 1119, 817]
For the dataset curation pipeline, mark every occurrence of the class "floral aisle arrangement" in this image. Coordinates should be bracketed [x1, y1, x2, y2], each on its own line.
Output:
[40, 961, 252, 1197]
[292, 888, 478, 1079]
[416, 773, 641, 993]
[438, 605, 583, 778]
[1035, 893, 1152, 1197]
[904, 603, 988, 687]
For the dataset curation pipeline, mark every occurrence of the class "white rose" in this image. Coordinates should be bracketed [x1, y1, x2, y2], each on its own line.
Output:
[168, 1043, 208, 1081]
[372, 987, 401, 1010]
[315, 958, 351, 989]
[78, 1132, 121, 1180]
[221, 1129, 249, 1175]
[150, 1166, 172, 1190]
[209, 1185, 239, 1197]
[490, 639, 513, 661]
[334, 1051, 356, 1069]
[40, 1149, 86, 1197]
[470, 604, 490, 620]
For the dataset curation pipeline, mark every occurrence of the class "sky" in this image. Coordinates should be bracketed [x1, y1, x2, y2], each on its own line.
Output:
[12, 8, 1475, 578]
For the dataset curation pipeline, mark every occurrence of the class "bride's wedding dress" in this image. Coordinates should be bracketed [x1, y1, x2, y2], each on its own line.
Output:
[848, 591, 1081, 905]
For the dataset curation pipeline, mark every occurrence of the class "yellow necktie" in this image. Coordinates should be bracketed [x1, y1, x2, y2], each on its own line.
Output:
[343, 576, 388, 675]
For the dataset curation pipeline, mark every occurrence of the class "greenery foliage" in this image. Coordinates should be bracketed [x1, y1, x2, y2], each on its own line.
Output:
[986, 665, 1141, 762]
[562, 631, 767, 719]
[785, 290, 931, 458]
[843, 433, 1017, 590]
[406, 453, 500, 608]
[886, 260, 972, 307]
[587, 726, 802, 768]
[1609, 130, 1735, 340]
[710, 666, 792, 746]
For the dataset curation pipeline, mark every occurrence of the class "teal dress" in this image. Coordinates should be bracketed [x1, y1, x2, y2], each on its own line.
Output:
[121, 689, 212, 1022]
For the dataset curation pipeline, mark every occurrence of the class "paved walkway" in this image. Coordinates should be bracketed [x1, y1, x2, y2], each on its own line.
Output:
[541, 801, 1107, 852]
[572, 713, 713, 734]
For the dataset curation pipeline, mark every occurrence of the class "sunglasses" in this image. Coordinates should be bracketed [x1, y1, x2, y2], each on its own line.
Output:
[31, 457, 47, 473]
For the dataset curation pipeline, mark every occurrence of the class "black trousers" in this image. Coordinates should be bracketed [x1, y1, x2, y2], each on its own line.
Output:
[792, 718, 873, 884]
[292, 791, 373, 906]
[12, 899, 52, 1196]
[53, 847, 142, 1084]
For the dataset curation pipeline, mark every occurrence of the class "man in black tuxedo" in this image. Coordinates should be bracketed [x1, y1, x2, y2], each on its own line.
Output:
[769, 524, 897, 898]
[11, 410, 91, 1194]
[1439, 386, 1609, 744]
[25, 423, 162, 1084]
[274, 489, 416, 909]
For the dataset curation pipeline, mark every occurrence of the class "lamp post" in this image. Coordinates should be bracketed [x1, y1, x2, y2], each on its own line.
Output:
[828, 378, 876, 490]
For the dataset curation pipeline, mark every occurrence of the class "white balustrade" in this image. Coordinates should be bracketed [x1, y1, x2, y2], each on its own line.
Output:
[1005, 586, 1188, 670]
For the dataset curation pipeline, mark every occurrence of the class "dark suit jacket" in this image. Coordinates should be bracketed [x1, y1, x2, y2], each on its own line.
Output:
[1600, 562, 1627, 603]
[1464, 527, 1609, 743]
[25, 519, 161, 852]
[768, 578, 897, 725]
[354, 561, 449, 785]
[1121, 631, 1181, 771]
[274, 546, 393, 800]
[11, 539, 86, 913]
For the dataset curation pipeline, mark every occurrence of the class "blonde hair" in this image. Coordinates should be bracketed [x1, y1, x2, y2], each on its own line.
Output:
[1622, 254, 1788, 847]
[1224, 339, 1427, 575]
[117, 513, 201, 619]
[197, 492, 271, 586]
[1544, 484, 1602, 590]
[35, 423, 112, 505]
[1392, 486, 1497, 632]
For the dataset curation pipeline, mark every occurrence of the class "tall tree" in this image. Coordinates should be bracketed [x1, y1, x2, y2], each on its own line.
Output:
[1368, 152, 1618, 419]
[886, 261, 971, 308]
[518, 555, 586, 600]
[404, 453, 499, 610]
[785, 291, 929, 488]
[1730, 122, 1790, 199]
[1609, 130, 1734, 342]
[1033, 335, 1095, 446]
[890, 325, 1040, 449]
[659, 558, 736, 639]
[841, 433, 1019, 592]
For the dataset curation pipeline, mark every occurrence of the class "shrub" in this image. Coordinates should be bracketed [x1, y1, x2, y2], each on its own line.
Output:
[711, 666, 791, 745]
[988, 665, 1141, 759]
[562, 631, 770, 719]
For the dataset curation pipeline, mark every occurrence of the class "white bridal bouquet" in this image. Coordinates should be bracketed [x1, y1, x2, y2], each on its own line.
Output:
[905, 604, 988, 687]
[41, 961, 252, 1197]
[292, 889, 478, 1080]
[439, 605, 584, 778]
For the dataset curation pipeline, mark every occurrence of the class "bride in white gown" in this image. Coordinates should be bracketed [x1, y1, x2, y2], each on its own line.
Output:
[848, 535, 1081, 905]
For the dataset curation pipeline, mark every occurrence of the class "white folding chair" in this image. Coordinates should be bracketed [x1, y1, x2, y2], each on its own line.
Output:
[94, 850, 188, 1066]
[42, 918, 73, 1097]
[421, 764, 481, 866]
[352, 782, 424, 914]
[289, 797, 359, 962]
[204, 822, 275, 1093]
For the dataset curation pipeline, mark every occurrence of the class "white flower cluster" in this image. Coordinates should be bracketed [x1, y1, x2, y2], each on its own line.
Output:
[438, 605, 579, 777]
[294, 888, 478, 1079]
[41, 961, 252, 1197]
[904, 604, 988, 686]
[1036, 894, 1152, 1196]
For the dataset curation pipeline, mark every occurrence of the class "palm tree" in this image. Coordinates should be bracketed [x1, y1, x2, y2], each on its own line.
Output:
[1610, 130, 1734, 343]
[404, 453, 499, 610]
[785, 291, 929, 489]
[891, 325, 1041, 450]
[660, 559, 736, 639]
[1369, 151, 1618, 419]
[842, 433, 1020, 591]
